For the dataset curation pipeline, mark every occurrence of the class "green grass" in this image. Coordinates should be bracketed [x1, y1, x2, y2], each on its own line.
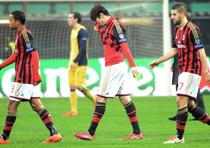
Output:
[0, 96, 210, 147]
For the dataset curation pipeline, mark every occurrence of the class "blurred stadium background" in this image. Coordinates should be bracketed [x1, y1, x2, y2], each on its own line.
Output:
[0, 0, 210, 97]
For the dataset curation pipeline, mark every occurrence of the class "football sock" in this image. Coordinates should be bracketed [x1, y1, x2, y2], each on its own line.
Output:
[124, 101, 141, 134]
[188, 105, 210, 125]
[70, 90, 78, 113]
[2, 114, 16, 140]
[88, 102, 106, 136]
[38, 108, 58, 136]
[82, 88, 96, 103]
[176, 107, 188, 139]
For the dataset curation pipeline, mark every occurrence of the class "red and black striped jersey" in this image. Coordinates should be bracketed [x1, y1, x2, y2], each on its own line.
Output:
[14, 28, 41, 85]
[97, 16, 135, 67]
[172, 21, 203, 75]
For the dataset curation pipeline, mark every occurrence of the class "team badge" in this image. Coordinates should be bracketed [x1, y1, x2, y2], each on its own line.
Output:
[195, 39, 200, 45]
[26, 42, 31, 48]
[119, 34, 124, 39]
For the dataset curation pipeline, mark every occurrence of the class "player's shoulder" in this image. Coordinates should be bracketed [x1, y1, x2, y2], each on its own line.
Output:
[187, 22, 200, 31]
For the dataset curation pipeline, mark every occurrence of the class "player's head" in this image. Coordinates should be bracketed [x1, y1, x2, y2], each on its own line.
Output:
[171, 2, 188, 26]
[67, 12, 82, 27]
[90, 5, 110, 22]
[9, 10, 26, 30]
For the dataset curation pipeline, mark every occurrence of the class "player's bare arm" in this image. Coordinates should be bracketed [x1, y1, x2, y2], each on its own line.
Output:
[198, 48, 210, 84]
[150, 48, 177, 69]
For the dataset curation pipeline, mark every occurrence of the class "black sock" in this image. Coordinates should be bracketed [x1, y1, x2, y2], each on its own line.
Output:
[176, 107, 188, 139]
[88, 102, 106, 136]
[124, 101, 141, 134]
[2, 115, 16, 140]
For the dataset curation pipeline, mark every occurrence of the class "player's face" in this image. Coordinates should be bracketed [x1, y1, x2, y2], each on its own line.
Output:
[67, 14, 76, 27]
[9, 14, 18, 30]
[171, 10, 181, 25]
[95, 13, 106, 26]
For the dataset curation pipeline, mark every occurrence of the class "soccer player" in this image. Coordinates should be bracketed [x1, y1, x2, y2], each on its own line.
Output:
[150, 3, 210, 144]
[63, 12, 96, 117]
[0, 10, 62, 144]
[74, 5, 143, 140]
[169, 54, 206, 121]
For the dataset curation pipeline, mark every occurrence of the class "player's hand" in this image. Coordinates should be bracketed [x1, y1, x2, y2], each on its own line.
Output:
[149, 60, 159, 69]
[94, 22, 100, 32]
[131, 67, 141, 80]
[70, 62, 76, 69]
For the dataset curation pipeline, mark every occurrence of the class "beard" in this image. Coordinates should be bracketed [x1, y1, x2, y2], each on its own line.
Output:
[174, 20, 181, 26]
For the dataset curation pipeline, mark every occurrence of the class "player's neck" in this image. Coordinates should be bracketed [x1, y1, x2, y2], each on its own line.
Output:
[17, 25, 25, 32]
[179, 18, 188, 29]
[73, 23, 80, 29]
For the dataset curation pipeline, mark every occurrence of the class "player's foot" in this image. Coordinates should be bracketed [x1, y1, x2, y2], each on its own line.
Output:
[63, 111, 78, 117]
[0, 136, 10, 144]
[163, 136, 184, 144]
[43, 133, 62, 144]
[74, 132, 95, 140]
[168, 115, 176, 121]
[122, 133, 143, 140]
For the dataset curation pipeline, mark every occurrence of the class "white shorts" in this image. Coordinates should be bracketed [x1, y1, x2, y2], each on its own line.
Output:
[96, 61, 130, 98]
[177, 72, 201, 99]
[9, 82, 40, 102]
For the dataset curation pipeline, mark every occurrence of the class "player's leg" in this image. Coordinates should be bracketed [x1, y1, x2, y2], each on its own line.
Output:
[119, 95, 143, 140]
[0, 100, 20, 144]
[76, 66, 96, 103]
[164, 72, 200, 144]
[188, 99, 210, 124]
[164, 95, 188, 144]
[63, 68, 78, 116]
[29, 98, 62, 143]
[74, 95, 106, 140]
[195, 90, 205, 111]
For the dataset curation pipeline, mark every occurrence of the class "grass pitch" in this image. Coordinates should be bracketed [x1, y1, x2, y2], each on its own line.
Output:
[0, 96, 210, 148]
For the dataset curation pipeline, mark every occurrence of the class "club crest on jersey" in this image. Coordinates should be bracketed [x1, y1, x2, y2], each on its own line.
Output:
[182, 35, 185, 40]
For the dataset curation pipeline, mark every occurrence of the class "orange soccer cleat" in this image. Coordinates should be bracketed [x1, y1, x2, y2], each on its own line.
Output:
[43, 133, 62, 144]
[63, 111, 79, 117]
[0, 136, 10, 144]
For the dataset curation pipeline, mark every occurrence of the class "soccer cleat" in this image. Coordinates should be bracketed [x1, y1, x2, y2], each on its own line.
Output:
[74, 132, 95, 140]
[122, 133, 143, 140]
[168, 115, 177, 121]
[43, 133, 62, 144]
[63, 111, 79, 117]
[163, 136, 184, 144]
[0, 136, 10, 144]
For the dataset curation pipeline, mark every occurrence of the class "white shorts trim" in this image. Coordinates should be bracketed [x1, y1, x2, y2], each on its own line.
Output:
[177, 72, 201, 99]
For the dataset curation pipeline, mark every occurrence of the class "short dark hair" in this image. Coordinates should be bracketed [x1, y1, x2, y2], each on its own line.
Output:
[10, 10, 26, 25]
[171, 2, 188, 16]
[90, 5, 110, 21]
[71, 12, 82, 23]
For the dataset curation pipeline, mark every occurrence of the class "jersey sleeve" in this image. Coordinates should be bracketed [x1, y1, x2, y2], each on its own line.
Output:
[112, 24, 127, 44]
[73, 28, 88, 63]
[21, 29, 37, 53]
[190, 28, 204, 51]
